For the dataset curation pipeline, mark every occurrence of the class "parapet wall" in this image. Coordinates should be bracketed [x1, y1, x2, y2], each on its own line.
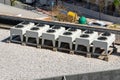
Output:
[41, 69, 120, 80]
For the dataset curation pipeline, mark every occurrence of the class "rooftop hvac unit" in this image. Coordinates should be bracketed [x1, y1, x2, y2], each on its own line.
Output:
[92, 32, 115, 54]
[25, 24, 50, 46]
[58, 28, 81, 50]
[10, 21, 34, 43]
[42, 25, 65, 47]
[75, 30, 98, 52]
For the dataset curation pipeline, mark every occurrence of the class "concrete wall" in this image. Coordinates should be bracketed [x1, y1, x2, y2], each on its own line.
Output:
[39, 0, 56, 5]
[64, 2, 120, 23]
[0, 0, 4, 3]
[0, 0, 10, 5]
[40, 69, 120, 80]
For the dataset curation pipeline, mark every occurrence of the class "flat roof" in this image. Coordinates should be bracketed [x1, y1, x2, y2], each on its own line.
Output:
[0, 29, 120, 80]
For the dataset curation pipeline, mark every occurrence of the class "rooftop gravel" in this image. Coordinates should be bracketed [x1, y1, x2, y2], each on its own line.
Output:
[0, 29, 120, 80]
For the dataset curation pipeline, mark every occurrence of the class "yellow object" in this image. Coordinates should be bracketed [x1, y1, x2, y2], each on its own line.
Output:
[57, 10, 78, 22]
[67, 11, 77, 17]
[67, 11, 78, 22]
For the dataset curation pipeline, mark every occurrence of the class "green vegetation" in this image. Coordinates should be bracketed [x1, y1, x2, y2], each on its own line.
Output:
[114, 0, 120, 7]
[109, 24, 120, 29]
[10, 0, 18, 6]
[113, 0, 120, 13]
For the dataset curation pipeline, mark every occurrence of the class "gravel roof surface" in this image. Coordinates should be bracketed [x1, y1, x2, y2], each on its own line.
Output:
[0, 29, 120, 80]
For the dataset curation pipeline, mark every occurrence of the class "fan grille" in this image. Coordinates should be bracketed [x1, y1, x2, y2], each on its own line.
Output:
[47, 29, 56, 33]
[37, 24, 45, 27]
[15, 25, 24, 28]
[63, 32, 72, 35]
[102, 32, 111, 36]
[80, 34, 89, 38]
[68, 28, 77, 31]
[30, 27, 39, 30]
[98, 36, 107, 40]
[52, 25, 61, 29]
[85, 30, 93, 34]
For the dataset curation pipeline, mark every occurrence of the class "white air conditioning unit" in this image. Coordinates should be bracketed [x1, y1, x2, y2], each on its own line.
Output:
[75, 30, 98, 52]
[58, 28, 81, 50]
[10, 21, 34, 43]
[25, 24, 50, 46]
[42, 25, 65, 47]
[92, 32, 115, 54]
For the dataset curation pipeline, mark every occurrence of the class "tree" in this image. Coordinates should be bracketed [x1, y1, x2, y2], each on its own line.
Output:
[113, 0, 120, 8]
[113, 0, 120, 15]
[10, 0, 17, 6]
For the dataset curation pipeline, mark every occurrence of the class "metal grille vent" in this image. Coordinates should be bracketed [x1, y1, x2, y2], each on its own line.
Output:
[102, 32, 111, 36]
[98, 36, 107, 40]
[52, 25, 61, 29]
[47, 29, 56, 33]
[37, 24, 45, 27]
[30, 27, 39, 30]
[85, 30, 93, 34]
[68, 28, 77, 32]
[63, 32, 72, 35]
[80, 34, 89, 38]
[15, 25, 24, 28]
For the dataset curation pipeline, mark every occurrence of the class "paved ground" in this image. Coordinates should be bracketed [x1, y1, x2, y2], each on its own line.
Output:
[0, 29, 120, 80]
[0, 3, 50, 20]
